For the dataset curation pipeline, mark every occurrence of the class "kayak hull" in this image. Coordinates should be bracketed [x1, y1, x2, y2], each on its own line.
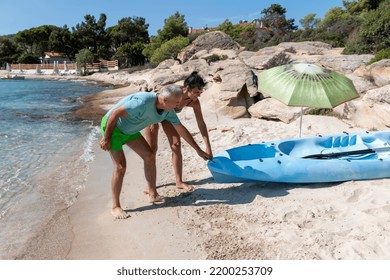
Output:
[207, 130, 390, 183]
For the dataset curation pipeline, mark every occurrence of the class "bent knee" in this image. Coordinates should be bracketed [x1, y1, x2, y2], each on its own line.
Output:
[114, 164, 126, 176]
[170, 140, 181, 152]
[144, 150, 156, 163]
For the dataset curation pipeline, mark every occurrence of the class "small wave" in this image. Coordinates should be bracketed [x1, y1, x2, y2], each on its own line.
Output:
[79, 126, 100, 163]
[14, 112, 51, 119]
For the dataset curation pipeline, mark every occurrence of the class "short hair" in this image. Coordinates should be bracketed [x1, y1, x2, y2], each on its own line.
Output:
[159, 84, 183, 98]
[184, 71, 206, 89]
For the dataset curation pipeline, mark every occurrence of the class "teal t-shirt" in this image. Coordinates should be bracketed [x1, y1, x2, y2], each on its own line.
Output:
[105, 92, 180, 135]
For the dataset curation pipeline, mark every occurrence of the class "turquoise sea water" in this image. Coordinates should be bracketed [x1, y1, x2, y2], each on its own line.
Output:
[0, 79, 105, 259]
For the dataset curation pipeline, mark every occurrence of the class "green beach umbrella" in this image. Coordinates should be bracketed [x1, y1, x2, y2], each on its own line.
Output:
[258, 63, 359, 136]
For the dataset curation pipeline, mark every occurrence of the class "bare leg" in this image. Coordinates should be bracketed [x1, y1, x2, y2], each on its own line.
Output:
[161, 121, 194, 191]
[142, 124, 161, 199]
[126, 135, 164, 203]
[144, 123, 159, 154]
[109, 150, 130, 219]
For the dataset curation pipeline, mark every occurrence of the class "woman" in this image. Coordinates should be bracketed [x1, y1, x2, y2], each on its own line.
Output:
[144, 71, 212, 191]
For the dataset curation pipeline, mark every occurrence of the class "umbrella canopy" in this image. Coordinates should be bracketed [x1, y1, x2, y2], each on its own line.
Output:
[258, 63, 359, 108]
[258, 63, 360, 137]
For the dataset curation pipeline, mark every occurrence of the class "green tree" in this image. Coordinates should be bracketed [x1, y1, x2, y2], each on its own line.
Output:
[260, 4, 298, 36]
[142, 11, 188, 61]
[142, 36, 162, 62]
[150, 35, 189, 65]
[115, 41, 145, 67]
[299, 13, 320, 30]
[48, 25, 77, 60]
[17, 53, 40, 64]
[107, 17, 149, 53]
[343, 0, 384, 15]
[320, 7, 350, 29]
[157, 11, 188, 42]
[217, 20, 243, 40]
[316, 7, 359, 47]
[344, 0, 390, 53]
[0, 36, 20, 64]
[14, 25, 58, 61]
[75, 48, 94, 74]
[72, 13, 110, 60]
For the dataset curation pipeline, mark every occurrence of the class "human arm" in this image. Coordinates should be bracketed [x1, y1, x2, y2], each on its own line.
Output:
[174, 123, 212, 160]
[100, 105, 128, 151]
[191, 100, 213, 156]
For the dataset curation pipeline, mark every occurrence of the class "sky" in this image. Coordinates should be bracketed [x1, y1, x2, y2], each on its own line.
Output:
[0, 0, 345, 36]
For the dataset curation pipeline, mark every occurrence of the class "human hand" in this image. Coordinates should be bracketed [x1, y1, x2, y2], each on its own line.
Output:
[197, 149, 212, 161]
[100, 137, 111, 151]
[206, 147, 213, 158]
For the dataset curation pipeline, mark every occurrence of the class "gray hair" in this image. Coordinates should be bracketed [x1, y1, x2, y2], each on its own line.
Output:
[159, 84, 183, 98]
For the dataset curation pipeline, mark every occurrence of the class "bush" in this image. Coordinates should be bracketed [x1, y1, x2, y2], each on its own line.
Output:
[75, 48, 94, 74]
[150, 36, 189, 65]
[202, 54, 228, 65]
[368, 48, 390, 65]
[17, 53, 40, 64]
[263, 52, 292, 69]
[307, 108, 340, 118]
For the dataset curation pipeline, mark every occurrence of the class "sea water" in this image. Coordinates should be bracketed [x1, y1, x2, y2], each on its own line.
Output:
[0, 79, 106, 259]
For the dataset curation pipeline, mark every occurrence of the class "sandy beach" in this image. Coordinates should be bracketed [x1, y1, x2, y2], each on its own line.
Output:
[5, 70, 389, 260]
[62, 85, 390, 260]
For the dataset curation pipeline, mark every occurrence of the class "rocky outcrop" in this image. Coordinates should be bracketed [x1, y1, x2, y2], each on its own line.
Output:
[177, 31, 241, 63]
[85, 32, 389, 130]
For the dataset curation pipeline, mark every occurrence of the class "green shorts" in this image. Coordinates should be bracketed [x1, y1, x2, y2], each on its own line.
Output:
[100, 115, 142, 151]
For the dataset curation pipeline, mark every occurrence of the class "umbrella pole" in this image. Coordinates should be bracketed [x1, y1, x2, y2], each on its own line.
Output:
[299, 107, 303, 137]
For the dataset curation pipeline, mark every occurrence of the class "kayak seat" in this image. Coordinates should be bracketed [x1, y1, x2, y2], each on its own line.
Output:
[224, 144, 276, 161]
[278, 139, 322, 158]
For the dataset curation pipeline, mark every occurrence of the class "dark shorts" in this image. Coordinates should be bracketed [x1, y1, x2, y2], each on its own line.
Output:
[100, 115, 142, 151]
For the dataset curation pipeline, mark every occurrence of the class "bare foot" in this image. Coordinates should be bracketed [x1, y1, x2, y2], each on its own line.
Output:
[148, 194, 165, 203]
[143, 190, 165, 203]
[111, 207, 130, 219]
[176, 182, 194, 192]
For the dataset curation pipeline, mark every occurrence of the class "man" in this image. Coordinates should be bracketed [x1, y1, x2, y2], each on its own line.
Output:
[100, 84, 212, 219]
[144, 71, 212, 192]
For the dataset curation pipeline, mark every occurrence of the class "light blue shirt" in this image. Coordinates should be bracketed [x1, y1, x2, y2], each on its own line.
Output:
[106, 92, 180, 135]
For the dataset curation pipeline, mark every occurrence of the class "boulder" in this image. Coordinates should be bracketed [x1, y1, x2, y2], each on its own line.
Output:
[369, 59, 390, 87]
[345, 74, 377, 94]
[248, 98, 303, 123]
[277, 41, 332, 55]
[177, 31, 241, 63]
[349, 85, 390, 129]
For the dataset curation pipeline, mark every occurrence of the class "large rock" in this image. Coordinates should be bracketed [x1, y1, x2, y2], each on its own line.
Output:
[346, 74, 377, 94]
[369, 60, 390, 87]
[177, 31, 241, 63]
[349, 85, 390, 129]
[248, 98, 303, 123]
[317, 55, 374, 73]
[277, 41, 333, 55]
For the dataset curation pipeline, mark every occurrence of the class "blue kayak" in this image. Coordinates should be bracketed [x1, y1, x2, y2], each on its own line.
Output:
[207, 130, 390, 183]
